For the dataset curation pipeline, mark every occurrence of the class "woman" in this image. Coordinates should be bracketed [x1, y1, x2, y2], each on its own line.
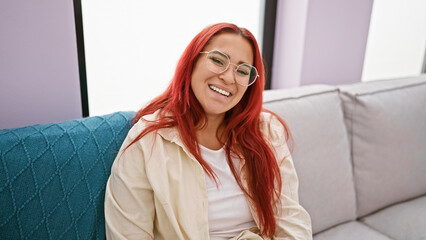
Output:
[104, 23, 312, 240]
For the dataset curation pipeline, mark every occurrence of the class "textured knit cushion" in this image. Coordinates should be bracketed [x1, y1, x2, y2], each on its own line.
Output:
[339, 75, 426, 217]
[263, 85, 356, 234]
[360, 196, 426, 240]
[0, 112, 135, 240]
[313, 221, 392, 240]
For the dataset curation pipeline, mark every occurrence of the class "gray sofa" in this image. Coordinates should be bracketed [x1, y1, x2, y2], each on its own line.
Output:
[1, 75, 425, 239]
[263, 75, 426, 239]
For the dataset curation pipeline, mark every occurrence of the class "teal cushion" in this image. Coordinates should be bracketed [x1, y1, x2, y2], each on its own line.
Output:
[0, 111, 135, 239]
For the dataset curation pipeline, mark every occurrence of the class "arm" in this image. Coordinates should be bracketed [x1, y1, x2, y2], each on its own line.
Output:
[104, 135, 155, 240]
[262, 114, 313, 240]
[274, 154, 312, 240]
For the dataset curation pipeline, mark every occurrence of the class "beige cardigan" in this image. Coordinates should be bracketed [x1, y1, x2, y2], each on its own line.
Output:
[104, 111, 312, 240]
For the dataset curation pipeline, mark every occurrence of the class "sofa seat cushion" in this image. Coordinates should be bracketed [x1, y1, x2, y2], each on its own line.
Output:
[0, 112, 134, 240]
[339, 75, 426, 217]
[314, 221, 392, 240]
[263, 85, 356, 234]
[360, 196, 426, 240]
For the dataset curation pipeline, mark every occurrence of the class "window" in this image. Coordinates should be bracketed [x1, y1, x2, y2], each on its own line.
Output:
[362, 0, 426, 81]
[80, 0, 265, 116]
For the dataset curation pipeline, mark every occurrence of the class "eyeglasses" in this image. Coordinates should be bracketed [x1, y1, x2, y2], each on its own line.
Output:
[200, 50, 259, 86]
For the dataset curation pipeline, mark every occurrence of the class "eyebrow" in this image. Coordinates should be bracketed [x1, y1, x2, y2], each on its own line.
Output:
[217, 50, 251, 65]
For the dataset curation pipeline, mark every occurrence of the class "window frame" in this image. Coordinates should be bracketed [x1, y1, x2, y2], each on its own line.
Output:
[73, 0, 277, 116]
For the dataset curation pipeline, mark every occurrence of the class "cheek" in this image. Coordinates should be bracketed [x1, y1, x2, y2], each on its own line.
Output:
[232, 87, 249, 107]
[190, 71, 200, 90]
[191, 60, 205, 83]
[190, 76, 195, 89]
[236, 86, 248, 99]
[190, 72, 205, 101]
[191, 68, 205, 88]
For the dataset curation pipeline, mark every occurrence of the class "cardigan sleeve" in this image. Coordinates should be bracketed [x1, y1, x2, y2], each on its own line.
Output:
[104, 131, 155, 240]
[260, 112, 313, 240]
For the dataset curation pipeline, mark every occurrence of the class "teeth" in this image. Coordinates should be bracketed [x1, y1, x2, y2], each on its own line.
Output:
[209, 85, 230, 97]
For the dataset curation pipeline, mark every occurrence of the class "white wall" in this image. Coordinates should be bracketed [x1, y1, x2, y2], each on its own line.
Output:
[0, 0, 82, 129]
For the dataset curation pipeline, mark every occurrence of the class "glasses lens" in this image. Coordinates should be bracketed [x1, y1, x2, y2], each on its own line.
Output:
[236, 64, 258, 86]
[206, 51, 229, 73]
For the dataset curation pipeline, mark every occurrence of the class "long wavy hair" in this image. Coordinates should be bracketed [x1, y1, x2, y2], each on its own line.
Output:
[126, 23, 292, 238]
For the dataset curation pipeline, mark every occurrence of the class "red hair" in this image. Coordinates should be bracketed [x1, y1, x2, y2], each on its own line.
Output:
[127, 23, 292, 238]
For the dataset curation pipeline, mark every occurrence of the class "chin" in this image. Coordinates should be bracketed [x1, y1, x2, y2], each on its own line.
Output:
[204, 107, 230, 117]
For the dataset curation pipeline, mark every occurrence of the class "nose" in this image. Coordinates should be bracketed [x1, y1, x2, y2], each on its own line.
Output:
[219, 64, 237, 85]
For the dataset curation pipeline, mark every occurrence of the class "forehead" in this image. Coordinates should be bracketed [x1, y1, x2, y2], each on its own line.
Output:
[203, 32, 254, 65]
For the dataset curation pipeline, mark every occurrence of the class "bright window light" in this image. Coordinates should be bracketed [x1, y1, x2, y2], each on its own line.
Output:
[81, 0, 264, 116]
[362, 0, 426, 81]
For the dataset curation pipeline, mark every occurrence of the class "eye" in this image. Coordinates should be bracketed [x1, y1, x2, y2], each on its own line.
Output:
[237, 69, 249, 76]
[237, 65, 251, 76]
[209, 56, 224, 66]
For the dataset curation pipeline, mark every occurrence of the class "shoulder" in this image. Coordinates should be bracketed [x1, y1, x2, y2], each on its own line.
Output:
[127, 110, 162, 140]
[125, 117, 150, 142]
[258, 111, 292, 159]
[259, 111, 287, 142]
[126, 110, 179, 149]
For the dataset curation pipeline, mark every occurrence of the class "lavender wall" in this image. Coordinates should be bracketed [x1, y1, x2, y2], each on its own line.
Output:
[0, 0, 81, 129]
[271, 0, 309, 89]
[272, 0, 374, 89]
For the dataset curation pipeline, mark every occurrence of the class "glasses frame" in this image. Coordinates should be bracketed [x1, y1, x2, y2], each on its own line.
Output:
[199, 50, 259, 87]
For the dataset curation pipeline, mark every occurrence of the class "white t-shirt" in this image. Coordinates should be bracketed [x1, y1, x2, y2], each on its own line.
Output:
[200, 144, 257, 240]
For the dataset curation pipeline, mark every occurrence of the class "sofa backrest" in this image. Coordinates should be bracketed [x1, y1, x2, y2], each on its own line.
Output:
[263, 85, 356, 234]
[0, 112, 134, 240]
[339, 75, 426, 218]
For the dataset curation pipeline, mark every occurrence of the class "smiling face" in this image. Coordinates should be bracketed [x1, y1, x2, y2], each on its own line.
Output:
[191, 32, 254, 120]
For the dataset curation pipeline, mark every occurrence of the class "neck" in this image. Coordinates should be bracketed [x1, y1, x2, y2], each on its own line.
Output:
[196, 114, 225, 150]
